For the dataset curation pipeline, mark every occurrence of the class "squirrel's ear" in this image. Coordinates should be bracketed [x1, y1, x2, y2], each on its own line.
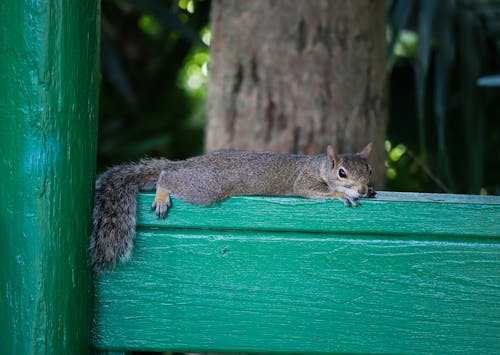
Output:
[327, 145, 339, 163]
[359, 142, 372, 159]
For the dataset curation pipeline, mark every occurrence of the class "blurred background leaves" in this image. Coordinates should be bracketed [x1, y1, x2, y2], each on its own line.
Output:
[99, 0, 500, 195]
[386, 0, 500, 194]
[99, 0, 210, 167]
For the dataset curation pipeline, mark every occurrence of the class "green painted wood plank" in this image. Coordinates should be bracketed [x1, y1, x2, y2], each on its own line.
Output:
[0, 0, 99, 353]
[93, 229, 500, 354]
[375, 191, 500, 204]
[137, 192, 500, 238]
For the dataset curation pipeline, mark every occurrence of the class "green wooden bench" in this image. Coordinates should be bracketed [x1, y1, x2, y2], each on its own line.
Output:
[93, 192, 500, 354]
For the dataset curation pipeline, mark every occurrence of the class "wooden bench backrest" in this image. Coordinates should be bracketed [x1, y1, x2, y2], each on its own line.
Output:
[93, 192, 500, 354]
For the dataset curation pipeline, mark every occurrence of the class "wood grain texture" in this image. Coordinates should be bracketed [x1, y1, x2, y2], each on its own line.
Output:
[93, 192, 500, 354]
[136, 192, 500, 238]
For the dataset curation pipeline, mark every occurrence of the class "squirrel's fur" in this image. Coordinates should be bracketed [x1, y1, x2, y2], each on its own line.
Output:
[91, 145, 373, 271]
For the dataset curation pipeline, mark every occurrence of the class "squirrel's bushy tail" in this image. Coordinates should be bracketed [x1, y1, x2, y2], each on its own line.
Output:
[90, 161, 161, 271]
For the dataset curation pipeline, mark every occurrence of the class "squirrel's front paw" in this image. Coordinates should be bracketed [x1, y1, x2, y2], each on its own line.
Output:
[366, 185, 377, 198]
[340, 196, 360, 207]
[151, 186, 171, 218]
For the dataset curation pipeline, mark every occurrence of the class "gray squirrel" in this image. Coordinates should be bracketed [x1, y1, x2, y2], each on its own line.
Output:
[91, 143, 374, 271]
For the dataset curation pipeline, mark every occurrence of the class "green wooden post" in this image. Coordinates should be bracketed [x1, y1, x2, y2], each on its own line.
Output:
[0, 1, 100, 354]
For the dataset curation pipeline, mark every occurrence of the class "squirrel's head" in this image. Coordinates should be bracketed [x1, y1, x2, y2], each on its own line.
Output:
[325, 143, 372, 198]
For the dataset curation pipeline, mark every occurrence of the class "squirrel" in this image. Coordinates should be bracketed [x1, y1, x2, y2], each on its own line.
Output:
[91, 143, 374, 271]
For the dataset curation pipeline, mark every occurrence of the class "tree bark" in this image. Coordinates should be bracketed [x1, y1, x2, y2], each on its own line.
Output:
[207, 0, 388, 187]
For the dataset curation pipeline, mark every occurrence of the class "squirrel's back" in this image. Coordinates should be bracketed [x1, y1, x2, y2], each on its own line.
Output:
[175, 151, 318, 199]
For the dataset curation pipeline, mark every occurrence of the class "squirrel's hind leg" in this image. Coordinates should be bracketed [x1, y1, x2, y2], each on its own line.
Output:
[151, 171, 174, 218]
[151, 183, 171, 219]
[155, 167, 224, 206]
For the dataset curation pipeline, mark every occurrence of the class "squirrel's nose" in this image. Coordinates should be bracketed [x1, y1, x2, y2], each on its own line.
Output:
[357, 185, 367, 195]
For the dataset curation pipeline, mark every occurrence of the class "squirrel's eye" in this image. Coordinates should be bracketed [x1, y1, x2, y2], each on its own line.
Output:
[338, 168, 347, 179]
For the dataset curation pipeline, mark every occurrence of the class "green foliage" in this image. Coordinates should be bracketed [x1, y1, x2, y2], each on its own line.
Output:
[387, 0, 500, 194]
[99, 0, 210, 171]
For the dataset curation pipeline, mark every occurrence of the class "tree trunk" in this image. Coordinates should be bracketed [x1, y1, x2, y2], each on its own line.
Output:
[206, 0, 388, 187]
